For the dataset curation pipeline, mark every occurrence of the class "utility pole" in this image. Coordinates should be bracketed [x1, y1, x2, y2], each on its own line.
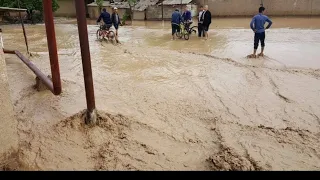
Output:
[17, 0, 29, 55]
[161, 1, 164, 20]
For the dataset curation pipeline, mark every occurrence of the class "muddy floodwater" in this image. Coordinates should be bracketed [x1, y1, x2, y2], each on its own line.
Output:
[1, 17, 320, 170]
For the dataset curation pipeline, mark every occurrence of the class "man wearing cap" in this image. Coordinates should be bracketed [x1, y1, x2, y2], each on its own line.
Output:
[111, 7, 121, 42]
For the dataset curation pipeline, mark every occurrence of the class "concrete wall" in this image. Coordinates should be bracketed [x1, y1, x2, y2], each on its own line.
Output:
[194, 0, 320, 16]
[0, 40, 18, 165]
[55, 0, 77, 17]
[146, 4, 198, 20]
[88, 6, 126, 19]
[133, 11, 146, 20]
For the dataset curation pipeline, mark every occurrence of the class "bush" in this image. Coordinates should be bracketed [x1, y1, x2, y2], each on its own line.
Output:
[122, 11, 130, 25]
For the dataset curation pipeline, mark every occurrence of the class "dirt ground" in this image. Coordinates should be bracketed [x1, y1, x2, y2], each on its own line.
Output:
[1, 18, 320, 170]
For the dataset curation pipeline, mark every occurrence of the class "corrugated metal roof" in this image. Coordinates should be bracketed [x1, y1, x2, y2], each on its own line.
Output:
[0, 7, 27, 12]
[162, 0, 192, 5]
[134, 0, 159, 11]
[88, 0, 160, 11]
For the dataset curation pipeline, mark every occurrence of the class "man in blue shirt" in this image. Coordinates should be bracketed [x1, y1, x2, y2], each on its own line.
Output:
[171, 9, 182, 40]
[182, 6, 192, 30]
[249, 6, 273, 58]
[97, 8, 112, 30]
[182, 6, 192, 22]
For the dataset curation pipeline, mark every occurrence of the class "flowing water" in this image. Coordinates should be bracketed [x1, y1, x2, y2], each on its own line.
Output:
[1, 17, 320, 170]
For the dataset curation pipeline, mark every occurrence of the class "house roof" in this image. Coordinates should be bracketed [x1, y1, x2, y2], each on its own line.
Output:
[88, 0, 160, 11]
[0, 7, 27, 12]
[135, 0, 159, 11]
[162, 0, 193, 5]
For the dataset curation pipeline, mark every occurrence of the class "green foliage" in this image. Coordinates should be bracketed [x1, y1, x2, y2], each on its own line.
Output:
[96, 0, 103, 11]
[0, 0, 59, 23]
[122, 11, 129, 25]
[127, 0, 137, 7]
[0, 0, 59, 13]
[126, 0, 137, 21]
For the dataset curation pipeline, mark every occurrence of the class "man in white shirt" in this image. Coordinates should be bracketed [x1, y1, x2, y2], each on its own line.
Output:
[198, 5, 205, 37]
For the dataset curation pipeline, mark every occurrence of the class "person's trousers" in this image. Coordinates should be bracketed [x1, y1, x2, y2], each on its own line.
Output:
[172, 24, 180, 35]
[254, 32, 265, 49]
[198, 23, 204, 37]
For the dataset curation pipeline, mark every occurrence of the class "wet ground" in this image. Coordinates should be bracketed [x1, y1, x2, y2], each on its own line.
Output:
[1, 17, 320, 170]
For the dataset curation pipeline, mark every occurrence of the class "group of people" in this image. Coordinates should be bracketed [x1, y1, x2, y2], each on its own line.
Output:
[98, 5, 272, 58]
[171, 5, 273, 58]
[96, 7, 121, 40]
[171, 5, 212, 40]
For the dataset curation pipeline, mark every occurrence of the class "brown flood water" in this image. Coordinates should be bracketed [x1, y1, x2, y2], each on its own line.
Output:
[1, 17, 320, 170]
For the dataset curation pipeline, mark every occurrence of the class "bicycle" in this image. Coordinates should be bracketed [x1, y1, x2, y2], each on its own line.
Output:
[96, 23, 116, 44]
[176, 23, 189, 40]
[176, 22, 198, 40]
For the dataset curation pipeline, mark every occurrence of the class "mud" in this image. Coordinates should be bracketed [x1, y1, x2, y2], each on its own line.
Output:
[1, 17, 320, 170]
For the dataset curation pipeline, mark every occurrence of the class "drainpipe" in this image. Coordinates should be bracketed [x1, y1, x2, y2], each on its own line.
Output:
[43, 0, 62, 95]
[162, 1, 164, 20]
[75, 0, 97, 125]
[17, 0, 30, 55]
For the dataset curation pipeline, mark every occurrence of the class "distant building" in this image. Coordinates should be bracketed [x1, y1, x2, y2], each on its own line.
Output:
[87, 0, 197, 21]
[87, 1, 128, 19]
[54, 0, 94, 17]
[147, 0, 197, 20]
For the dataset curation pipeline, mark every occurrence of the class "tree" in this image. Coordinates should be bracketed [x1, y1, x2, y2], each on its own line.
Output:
[127, 0, 137, 22]
[96, 0, 103, 12]
[0, 0, 59, 23]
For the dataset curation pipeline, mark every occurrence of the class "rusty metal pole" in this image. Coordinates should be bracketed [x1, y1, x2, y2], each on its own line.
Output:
[43, 0, 62, 95]
[18, 0, 30, 54]
[162, 2, 164, 20]
[75, 0, 97, 125]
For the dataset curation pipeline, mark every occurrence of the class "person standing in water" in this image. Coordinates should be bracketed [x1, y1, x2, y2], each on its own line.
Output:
[198, 5, 205, 38]
[171, 8, 182, 40]
[249, 6, 273, 58]
[201, 5, 211, 40]
[111, 7, 121, 42]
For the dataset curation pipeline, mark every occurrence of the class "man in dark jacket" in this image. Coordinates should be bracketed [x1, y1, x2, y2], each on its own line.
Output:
[201, 5, 212, 40]
[182, 6, 192, 30]
[97, 8, 112, 30]
[171, 9, 182, 40]
[111, 7, 121, 41]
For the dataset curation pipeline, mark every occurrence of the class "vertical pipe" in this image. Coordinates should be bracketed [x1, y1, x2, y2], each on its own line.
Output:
[0, 32, 4, 49]
[161, 1, 164, 20]
[75, 0, 97, 124]
[18, 0, 29, 54]
[43, 0, 62, 95]
[19, 12, 29, 54]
